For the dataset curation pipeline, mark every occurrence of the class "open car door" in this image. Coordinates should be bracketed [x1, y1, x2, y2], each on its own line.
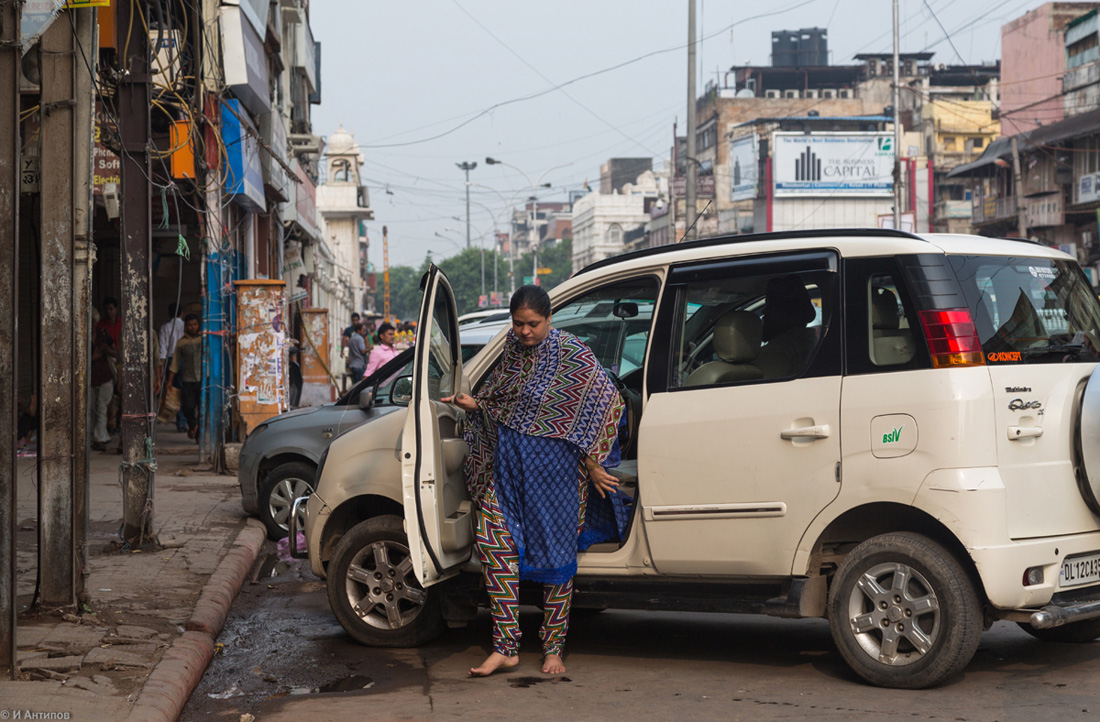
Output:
[401, 265, 475, 587]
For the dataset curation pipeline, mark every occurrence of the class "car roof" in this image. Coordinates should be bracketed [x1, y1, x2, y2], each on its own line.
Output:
[458, 320, 509, 344]
[570, 229, 1072, 285]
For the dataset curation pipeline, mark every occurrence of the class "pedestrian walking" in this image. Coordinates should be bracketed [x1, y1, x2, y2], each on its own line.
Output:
[90, 304, 117, 451]
[444, 285, 626, 677]
[346, 322, 368, 383]
[341, 312, 361, 351]
[156, 302, 187, 431]
[166, 314, 203, 441]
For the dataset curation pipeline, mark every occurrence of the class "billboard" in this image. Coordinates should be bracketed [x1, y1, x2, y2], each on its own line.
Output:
[729, 133, 758, 201]
[774, 133, 894, 197]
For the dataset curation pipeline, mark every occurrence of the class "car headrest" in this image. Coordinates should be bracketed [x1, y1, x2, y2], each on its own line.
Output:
[763, 275, 816, 341]
[871, 287, 900, 330]
[713, 310, 762, 362]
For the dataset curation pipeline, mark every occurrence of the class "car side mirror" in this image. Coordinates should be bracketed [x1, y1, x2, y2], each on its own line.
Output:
[358, 388, 374, 411]
[391, 375, 413, 406]
[614, 301, 639, 319]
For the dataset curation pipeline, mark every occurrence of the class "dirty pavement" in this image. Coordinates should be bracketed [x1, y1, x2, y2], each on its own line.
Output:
[0, 425, 264, 721]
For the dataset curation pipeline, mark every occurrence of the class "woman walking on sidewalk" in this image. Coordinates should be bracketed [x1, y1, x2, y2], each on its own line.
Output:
[444, 285, 625, 677]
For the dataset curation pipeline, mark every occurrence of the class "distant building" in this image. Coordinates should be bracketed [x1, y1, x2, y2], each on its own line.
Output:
[572, 173, 660, 269]
[1001, 2, 1100, 134]
[600, 158, 653, 194]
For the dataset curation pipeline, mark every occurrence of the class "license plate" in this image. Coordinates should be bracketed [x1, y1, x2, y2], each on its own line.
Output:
[1060, 552, 1100, 588]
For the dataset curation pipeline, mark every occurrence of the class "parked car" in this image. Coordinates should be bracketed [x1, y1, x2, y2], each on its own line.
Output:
[299, 230, 1100, 688]
[238, 322, 505, 539]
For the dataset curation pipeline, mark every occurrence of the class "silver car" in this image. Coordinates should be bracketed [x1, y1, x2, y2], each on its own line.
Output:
[238, 323, 504, 539]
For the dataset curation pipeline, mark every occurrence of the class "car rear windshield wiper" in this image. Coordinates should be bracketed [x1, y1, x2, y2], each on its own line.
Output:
[1021, 343, 1089, 361]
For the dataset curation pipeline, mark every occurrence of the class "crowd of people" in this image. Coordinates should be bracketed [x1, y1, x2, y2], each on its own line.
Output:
[340, 312, 416, 384]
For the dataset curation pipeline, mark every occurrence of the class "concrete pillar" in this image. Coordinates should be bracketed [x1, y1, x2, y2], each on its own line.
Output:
[37, 14, 77, 609]
[0, 0, 23, 678]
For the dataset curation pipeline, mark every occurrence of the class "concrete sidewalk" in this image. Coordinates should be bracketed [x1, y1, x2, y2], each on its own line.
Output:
[0, 424, 265, 722]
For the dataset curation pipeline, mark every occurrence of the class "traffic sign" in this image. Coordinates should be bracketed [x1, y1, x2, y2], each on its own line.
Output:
[523, 276, 535, 285]
[537, 267, 553, 275]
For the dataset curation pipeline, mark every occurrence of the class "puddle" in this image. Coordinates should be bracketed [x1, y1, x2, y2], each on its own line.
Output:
[289, 675, 375, 695]
[508, 676, 571, 688]
[253, 554, 289, 580]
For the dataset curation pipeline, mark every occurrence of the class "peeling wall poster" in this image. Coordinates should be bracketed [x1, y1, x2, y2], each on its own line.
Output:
[235, 280, 288, 436]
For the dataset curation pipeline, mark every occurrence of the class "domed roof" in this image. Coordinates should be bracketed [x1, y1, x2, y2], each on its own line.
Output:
[325, 124, 359, 156]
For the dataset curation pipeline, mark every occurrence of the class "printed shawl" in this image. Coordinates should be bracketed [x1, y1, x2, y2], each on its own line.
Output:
[463, 328, 624, 504]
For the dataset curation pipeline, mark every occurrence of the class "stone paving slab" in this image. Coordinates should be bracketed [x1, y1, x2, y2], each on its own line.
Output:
[1, 427, 267, 721]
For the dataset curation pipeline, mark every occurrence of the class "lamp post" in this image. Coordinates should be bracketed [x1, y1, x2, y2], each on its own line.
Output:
[456, 161, 477, 250]
[484, 158, 570, 290]
[470, 183, 528, 300]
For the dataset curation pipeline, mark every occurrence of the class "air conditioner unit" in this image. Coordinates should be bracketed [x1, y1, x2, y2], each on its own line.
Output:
[821, 88, 837, 99]
[804, 89, 820, 99]
[765, 89, 782, 99]
[838, 88, 853, 99]
[784, 89, 801, 99]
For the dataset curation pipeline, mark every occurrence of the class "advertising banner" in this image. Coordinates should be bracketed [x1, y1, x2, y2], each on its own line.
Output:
[729, 133, 758, 201]
[774, 133, 894, 197]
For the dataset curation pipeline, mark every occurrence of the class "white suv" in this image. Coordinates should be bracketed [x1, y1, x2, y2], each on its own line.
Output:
[296, 230, 1100, 689]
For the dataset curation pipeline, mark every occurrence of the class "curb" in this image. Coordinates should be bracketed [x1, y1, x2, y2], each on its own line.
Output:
[126, 519, 267, 722]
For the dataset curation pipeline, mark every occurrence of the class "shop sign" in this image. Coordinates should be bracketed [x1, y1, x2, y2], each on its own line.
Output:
[93, 103, 119, 197]
[221, 99, 265, 211]
[671, 174, 715, 198]
[1078, 171, 1100, 204]
[728, 133, 758, 201]
[21, 0, 65, 52]
[773, 132, 894, 197]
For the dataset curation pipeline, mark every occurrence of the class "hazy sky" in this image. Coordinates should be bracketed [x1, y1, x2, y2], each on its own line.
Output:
[311, 0, 1049, 270]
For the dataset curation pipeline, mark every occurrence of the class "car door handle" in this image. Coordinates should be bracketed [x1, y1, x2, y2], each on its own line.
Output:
[780, 424, 830, 440]
[1008, 425, 1043, 440]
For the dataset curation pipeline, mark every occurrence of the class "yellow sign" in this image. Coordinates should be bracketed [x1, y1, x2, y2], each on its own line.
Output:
[537, 267, 553, 275]
[65, 0, 111, 7]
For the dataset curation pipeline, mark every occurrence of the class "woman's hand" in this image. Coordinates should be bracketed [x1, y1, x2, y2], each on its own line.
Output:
[442, 393, 479, 412]
[586, 461, 620, 499]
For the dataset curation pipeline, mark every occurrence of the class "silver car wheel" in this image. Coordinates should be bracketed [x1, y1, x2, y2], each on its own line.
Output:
[267, 476, 312, 532]
[846, 561, 941, 666]
[344, 539, 427, 631]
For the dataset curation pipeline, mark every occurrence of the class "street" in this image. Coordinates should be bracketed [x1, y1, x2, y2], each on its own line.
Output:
[183, 545, 1100, 722]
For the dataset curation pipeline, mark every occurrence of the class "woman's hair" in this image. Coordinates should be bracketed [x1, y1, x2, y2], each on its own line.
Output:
[509, 285, 551, 318]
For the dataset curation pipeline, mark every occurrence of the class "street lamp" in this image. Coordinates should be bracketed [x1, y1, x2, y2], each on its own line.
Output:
[484, 158, 570, 291]
[456, 161, 477, 250]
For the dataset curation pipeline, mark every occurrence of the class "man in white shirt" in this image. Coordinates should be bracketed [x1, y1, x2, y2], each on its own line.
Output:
[156, 303, 186, 432]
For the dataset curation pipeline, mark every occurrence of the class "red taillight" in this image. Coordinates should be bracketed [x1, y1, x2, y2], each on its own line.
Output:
[918, 309, 985, 369]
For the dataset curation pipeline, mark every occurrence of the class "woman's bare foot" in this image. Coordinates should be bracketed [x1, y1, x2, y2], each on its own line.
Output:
[542, 653, 565, 675]
[468, 651, 519, 677]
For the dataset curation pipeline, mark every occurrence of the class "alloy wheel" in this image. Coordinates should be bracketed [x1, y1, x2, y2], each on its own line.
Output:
[845, 561, 941, 666]
[344, 539, 428, 630]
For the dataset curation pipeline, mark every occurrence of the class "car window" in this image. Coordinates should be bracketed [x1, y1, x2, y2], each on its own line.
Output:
[671, 265, 837, 388]
[374, 355, 414, 406]
[426, 292, 459, 400]
[950, 255, 1100, 363]
[551, 276, 661, 378]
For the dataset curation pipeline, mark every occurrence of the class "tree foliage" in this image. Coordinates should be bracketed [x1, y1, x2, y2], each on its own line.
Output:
[379, 238, 575, 320]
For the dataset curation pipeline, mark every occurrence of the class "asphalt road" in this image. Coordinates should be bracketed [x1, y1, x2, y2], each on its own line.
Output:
[182, 542, 1100, 722]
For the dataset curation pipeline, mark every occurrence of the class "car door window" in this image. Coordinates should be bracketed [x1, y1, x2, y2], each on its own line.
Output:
[550, 276, 661, 381]
[426, 293, 458, 400]
[844, 257, 931, 375]
[668, 256, 837, 388]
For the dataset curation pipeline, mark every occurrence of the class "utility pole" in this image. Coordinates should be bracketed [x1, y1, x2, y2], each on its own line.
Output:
[892, 0, 902, 229]
[72, 7, 97, 604]
[531, 196, 539, 286]
[0, 0, 22, 680]
[117, 0, 157, 547]
[456, 161, 477, 249]
[1011, 137, 1029, 239]
[382, 225, 391, 320]
[685, 0, 698, 241]
[38, 13, 78, 607]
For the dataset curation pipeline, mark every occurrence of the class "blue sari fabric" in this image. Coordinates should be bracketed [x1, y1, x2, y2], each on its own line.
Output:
[493, 423, 631, 584]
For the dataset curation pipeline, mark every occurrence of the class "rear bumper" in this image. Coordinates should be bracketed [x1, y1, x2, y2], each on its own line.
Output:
[1030, 585, 1100, 629]
[969, 529, 1100, 609]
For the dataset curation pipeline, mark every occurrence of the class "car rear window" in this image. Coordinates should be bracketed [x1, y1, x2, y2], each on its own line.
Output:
[949, 255, 1100, 364]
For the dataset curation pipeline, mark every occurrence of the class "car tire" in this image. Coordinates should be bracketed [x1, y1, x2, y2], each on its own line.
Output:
[258, 461, 316, 541]
[326, 515, 444, 648]
[1017, 618, 1100, 643]
[828, 532, 982, 689]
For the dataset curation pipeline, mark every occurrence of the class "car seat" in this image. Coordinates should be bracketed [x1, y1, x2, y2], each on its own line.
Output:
[684, 310, 764, 386]
[755, 275, 818, 379]
[870, 286, 915, 365]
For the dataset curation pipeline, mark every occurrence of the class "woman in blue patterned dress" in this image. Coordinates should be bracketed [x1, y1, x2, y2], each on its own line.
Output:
[444, 285, 626, 677]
